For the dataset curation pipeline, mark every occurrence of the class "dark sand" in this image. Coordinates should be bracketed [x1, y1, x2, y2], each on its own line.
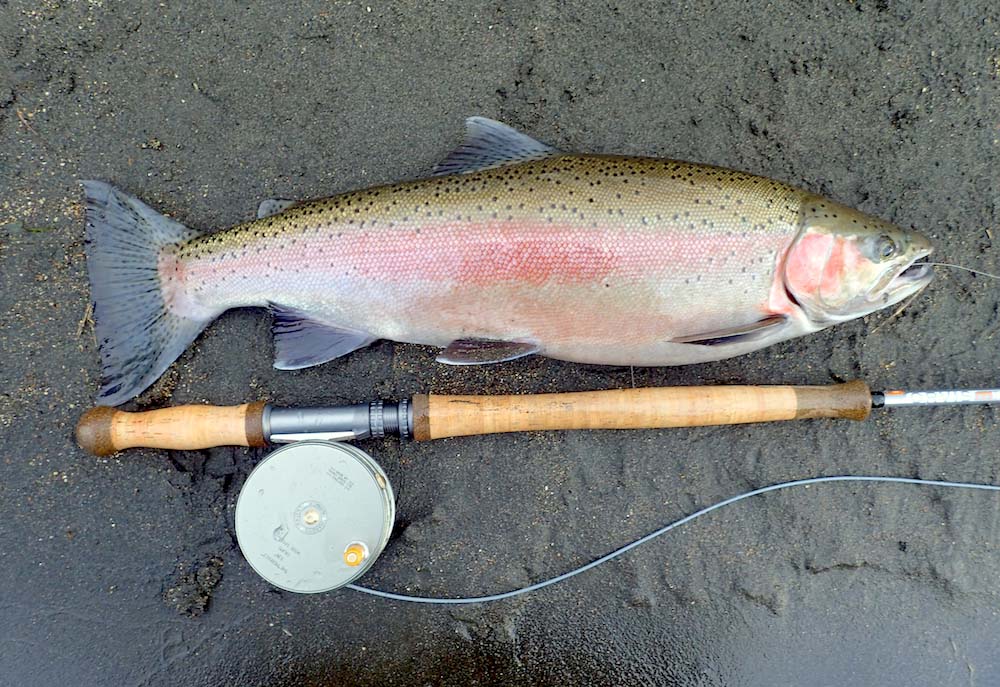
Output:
[2, 2, 999, 684]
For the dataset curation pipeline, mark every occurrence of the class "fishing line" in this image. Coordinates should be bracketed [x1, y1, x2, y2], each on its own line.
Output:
[346, 475, 1000, 605]
[925, 261, 1000, 281]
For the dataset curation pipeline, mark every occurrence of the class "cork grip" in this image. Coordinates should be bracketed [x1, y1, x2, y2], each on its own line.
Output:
[411, 381, 871, 440]
[76, 402, 268, 456]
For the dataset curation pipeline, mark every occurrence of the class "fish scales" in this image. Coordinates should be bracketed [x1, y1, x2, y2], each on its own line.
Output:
[83, 117, 933, 405]
[172, 156, 802, 359]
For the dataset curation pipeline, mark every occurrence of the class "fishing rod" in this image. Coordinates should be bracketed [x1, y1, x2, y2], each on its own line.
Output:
[74, 381, 1000, 597]
[75, 380, 1000, 456]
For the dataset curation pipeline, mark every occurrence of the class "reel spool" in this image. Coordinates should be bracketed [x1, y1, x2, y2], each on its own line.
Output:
[235, 440, 395, 593]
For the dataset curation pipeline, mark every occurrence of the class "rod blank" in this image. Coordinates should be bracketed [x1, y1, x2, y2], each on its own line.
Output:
[879, 388, 1000, 407]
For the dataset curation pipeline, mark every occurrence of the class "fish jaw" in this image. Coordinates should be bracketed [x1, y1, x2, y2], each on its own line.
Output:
[881, 258, 933, 304]
[858, 246, 934, 318]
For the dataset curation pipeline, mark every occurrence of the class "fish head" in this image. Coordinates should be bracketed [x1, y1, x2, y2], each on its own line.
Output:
[783, 196, 933, 325]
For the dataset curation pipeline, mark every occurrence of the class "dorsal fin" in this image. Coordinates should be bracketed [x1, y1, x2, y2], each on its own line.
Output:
[432, 117, 559, 176]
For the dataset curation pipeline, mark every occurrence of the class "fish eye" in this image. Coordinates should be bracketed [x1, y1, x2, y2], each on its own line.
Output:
[876, 236, 897, 260]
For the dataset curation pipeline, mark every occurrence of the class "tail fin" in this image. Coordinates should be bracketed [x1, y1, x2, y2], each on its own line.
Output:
[82, 181, 211, 406]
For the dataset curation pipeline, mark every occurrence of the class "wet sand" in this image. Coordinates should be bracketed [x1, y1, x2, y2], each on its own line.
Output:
[2, 2, 999, 684]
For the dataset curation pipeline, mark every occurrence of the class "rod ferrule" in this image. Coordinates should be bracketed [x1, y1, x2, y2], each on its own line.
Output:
[266, 400, 413, 443]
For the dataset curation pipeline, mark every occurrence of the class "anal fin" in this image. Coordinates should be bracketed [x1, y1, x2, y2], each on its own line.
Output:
[270, 304, 375, 369]
[436, 338, 540, 365]
[670, 315, 789, 346]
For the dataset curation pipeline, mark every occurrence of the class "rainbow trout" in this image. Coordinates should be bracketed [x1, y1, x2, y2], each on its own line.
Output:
[84, 117, 933, 405]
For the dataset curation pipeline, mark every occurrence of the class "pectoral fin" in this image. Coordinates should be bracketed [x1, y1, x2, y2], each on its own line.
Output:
[436, 338, 541, 365]
[670, 315, 789, 346]
[270, 304, 375, 369]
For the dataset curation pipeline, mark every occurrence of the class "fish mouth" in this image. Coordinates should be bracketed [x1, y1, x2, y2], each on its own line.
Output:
[896, 261, 934, 283]
[879, 250, 934, 303]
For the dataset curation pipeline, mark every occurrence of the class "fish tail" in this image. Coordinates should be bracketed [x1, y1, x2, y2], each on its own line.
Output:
[82, 180, 211, 406]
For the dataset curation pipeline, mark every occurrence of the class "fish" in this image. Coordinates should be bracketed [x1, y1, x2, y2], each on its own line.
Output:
[82, 116, 934, 406]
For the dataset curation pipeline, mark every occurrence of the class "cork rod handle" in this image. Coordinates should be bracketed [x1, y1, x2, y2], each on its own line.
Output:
[76, 402, 268, 456]
[410, 381, 872, 441]
[75, 382, 872, 454]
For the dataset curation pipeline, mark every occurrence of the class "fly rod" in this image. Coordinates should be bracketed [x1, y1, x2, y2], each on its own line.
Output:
[75, 381, 1000, 456]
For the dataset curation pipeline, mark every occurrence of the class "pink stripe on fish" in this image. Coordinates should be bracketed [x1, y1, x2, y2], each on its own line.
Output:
[194, 221, 791, 284]
[178, 218, 794, 332]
